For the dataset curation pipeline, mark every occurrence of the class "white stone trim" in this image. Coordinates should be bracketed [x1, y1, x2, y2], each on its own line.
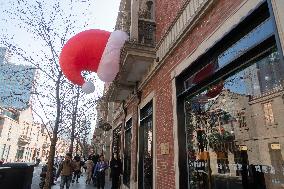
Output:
[156, 0, 212, 62]
[171, 78, 180, 189]
[270, 0, 284, 52]
[139, 91, 155, 109]
[125, 114, 133, 124]
[130, 0, 139, 41]
[115, 121, 123, 129]
[172, 0, 265, 78]
[152, 95, 157, 189]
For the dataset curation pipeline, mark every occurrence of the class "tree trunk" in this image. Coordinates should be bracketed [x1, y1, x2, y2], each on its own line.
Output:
[44, 71, 62, 189]
[75, 140, 79, 154]
[69, 87, 80, 154]
[83, 140, 88, 158]
[43, 136, 57, 189]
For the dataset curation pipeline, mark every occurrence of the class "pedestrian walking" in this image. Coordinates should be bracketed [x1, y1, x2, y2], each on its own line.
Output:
[72, 155, 81, 183]
[85, 156, 94, 184]
[94, 155, 108, 189]
[56, 153, 75, 189]
[92, 153, 100, 185]
[110, 153, 122, 189]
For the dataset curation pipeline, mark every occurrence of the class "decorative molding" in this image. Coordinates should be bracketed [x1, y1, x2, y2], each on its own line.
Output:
[172, 0, 264, 78]
[139, 91, 155, 109]
[156, 0, 213, 63]
[171, 79, 180, 189]
[270, 0, 284, 53]
[139, 0, 215, 90]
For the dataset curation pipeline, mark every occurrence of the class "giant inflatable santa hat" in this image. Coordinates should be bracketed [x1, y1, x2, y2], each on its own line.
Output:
[59, 29, 129, 93]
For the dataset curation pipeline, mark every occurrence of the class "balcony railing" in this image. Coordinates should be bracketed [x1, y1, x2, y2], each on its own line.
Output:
[138, 19, 156, 46]
[18, 135, 31, 145]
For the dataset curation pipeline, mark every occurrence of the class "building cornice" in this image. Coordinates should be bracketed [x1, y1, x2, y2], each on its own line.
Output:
[139, 0, 215, 90]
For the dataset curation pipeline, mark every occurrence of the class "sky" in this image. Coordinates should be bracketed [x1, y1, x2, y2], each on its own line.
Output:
[0, 0, 121, 141]
[0, 0, 121, 61]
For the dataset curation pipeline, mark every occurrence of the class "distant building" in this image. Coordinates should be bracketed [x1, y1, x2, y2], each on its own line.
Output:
[0, 47, 68, 163]
[0, 48, 35, 110]
[0, 106, 69, 163]
[0, 47, 6, 64]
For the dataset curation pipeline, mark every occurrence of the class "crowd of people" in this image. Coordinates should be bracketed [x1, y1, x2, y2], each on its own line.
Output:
[55, 152, 122, 189]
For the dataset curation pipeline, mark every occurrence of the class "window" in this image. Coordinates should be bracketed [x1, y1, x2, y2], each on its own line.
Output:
[139, 101, 153, 189]
[237, 110, 247, 128]
[123, 118, 132, 187]
[183, 47, 283, 189]
[218, 18, 274, 68]
[112, 125, 122, 155]
[263, 102, 274, 125]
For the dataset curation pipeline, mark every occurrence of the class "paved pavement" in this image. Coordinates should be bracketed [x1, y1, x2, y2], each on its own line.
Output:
[51, 174, 112, 189]
[31, 165, 43, 189]
[31, 165, 112, 189]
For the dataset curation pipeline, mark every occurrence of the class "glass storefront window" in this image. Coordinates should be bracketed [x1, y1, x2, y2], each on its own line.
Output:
[184, 46, 284, 189]
[184, 18, 277, 93]
[218, 18, 274, 68]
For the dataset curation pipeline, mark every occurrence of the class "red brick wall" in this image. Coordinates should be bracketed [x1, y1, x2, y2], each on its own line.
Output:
[142, 0, 244, 188]
[155, 0, 187, 43]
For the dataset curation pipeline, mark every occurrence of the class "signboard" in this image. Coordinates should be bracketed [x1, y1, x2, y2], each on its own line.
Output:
[161, 142, 169, 155]
[271, 143, 281, 150]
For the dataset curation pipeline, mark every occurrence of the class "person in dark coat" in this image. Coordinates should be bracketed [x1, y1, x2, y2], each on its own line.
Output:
[72, 155, 82, 183]
[92, 154, 100, 185]
[110, 153, 122, 189]
[93, 155, 108, 189]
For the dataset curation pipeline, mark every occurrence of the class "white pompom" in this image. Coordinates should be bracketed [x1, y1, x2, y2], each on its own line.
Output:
[82, 81, 95, 94]
[97, 30, 129, 82]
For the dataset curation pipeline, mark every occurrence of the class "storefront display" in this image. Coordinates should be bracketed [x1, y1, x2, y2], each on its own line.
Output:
[177, 2, 284, 189]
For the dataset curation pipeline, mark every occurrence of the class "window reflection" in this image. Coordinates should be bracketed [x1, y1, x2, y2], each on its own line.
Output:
[185, 47, 284, 189]
[218, 18, 274, 68]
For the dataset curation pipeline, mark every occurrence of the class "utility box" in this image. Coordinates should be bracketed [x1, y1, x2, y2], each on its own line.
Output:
[0, 163, 34, 189]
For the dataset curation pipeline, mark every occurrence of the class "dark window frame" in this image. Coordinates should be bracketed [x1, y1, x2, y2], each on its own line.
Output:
[123, 118, 132, 187]
[138, 100, 153, 189]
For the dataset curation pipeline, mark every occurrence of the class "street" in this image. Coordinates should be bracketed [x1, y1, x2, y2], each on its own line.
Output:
[31, 165, 112, 189]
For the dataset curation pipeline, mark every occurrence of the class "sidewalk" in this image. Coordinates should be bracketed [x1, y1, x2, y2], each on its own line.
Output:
[52, 171, 112, 189]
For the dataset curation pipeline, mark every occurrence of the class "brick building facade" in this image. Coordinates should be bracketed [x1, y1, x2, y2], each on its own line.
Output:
[96, 0, 284, 188]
